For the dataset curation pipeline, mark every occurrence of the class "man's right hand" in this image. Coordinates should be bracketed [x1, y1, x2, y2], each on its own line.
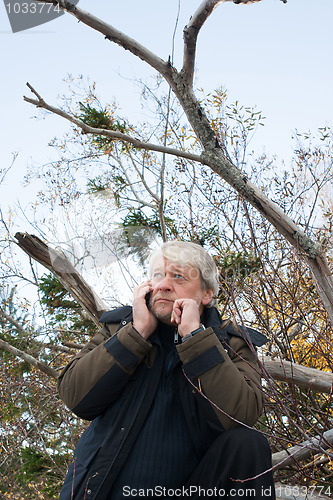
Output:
[132, 281, 158, 340]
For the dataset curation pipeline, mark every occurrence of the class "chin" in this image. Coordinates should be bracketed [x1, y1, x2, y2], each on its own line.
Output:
[151, 305, 173, 325]
[158, 315, 175, 326]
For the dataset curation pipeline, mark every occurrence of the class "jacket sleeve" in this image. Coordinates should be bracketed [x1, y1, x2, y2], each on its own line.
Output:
[176, 327, 264, 430]
[57, 322, 152, 420]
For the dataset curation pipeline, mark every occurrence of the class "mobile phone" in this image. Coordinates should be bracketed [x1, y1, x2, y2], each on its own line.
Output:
[145, 291, 151, 308]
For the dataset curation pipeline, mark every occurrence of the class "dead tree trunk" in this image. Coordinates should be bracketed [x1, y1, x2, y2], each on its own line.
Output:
[272, 428, 333, 468]
[261, 355, 333, 394]
[15, 232, 107, 325]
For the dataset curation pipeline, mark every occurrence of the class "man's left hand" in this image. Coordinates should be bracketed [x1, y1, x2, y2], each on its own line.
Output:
[171, 299, 201, 338]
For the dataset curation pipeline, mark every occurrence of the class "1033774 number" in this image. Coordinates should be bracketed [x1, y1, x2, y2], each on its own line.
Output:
[276, 485, 332, 497]
[5, 2, 61, 14]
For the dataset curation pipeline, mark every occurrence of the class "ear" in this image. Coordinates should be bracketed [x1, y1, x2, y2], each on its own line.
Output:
[201, 289, 214, 306]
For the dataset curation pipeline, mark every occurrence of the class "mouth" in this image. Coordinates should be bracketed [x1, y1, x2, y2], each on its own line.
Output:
[153, 297, 174, 305]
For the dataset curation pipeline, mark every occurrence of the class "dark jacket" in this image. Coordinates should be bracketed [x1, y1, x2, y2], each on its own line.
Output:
[58, 306, 267, 499]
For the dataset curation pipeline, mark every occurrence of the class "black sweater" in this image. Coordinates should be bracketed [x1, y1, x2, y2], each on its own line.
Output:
[108, 323, 199, 498]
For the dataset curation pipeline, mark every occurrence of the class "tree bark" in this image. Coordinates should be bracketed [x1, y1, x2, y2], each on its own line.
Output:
[272, 428, 333, 468]
[261, 355, 333, 394]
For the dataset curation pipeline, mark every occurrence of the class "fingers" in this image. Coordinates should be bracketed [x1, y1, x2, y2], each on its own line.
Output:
[170, 304, 180, 325]
[133, 280, 153, 301]
[132, 280, 158, 339]
[171, 298, 186, 324]
[172, 299, 201, 336]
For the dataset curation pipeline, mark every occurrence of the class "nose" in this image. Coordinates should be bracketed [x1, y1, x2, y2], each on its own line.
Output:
[154, 275, 174, 292]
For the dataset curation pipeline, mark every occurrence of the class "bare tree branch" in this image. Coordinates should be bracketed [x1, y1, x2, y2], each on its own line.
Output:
[24, 83, 205, 165]
[108, 152, 157, 209]
[272, 428, 333, 469]
[182, 0, 225, 85]
[0, 306, 27, 336]
[34, 1, 170, 77]
[0, 153, 17, 184]
[262, 355, 333, 394]
[123, 147, 160, 203]
[0, 337, 58, 379]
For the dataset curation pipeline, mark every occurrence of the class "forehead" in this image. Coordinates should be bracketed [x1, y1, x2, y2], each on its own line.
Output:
[151, 255, 200, 278]
[152, 255, 184, 269]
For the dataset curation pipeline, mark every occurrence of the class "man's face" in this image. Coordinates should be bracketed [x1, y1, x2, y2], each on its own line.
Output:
[149, 255, 211, 324]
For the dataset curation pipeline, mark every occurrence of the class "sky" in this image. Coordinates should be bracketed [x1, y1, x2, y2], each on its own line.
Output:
[1, 0, 333, 232]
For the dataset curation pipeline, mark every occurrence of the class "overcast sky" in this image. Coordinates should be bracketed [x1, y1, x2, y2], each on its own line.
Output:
[1, 0, 333, 231]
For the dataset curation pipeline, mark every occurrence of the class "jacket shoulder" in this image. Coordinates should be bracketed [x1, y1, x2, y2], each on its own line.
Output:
[202, 308, 268, 347]
[220, 320, 268, 347]
[99, 305, 133, 324]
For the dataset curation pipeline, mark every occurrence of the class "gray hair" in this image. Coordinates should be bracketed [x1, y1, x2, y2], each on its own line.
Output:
[148, 240, 219, 307]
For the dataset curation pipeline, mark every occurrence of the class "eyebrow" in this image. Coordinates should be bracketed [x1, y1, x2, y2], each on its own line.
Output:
[152, 264, 188, 274]
[167, 264, 191, 277]
[152, 266, 164, 273]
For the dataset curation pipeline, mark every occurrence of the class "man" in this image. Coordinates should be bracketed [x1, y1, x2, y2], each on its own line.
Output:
[58, 240, 275, 499]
